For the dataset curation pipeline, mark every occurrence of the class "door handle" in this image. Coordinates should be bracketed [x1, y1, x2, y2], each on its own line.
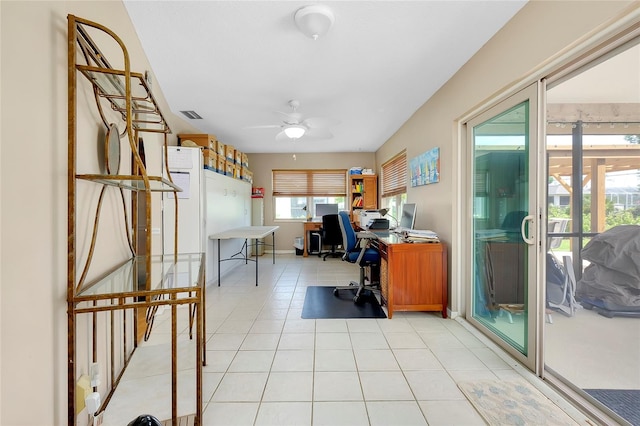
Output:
[521, 214, 535, 245]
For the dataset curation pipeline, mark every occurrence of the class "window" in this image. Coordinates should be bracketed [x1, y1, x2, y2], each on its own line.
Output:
[272, 169, 347, 220]
[380, 151, 408, 220]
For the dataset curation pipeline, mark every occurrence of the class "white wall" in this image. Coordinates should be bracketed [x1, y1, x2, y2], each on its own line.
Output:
[203, 170, 252, 284]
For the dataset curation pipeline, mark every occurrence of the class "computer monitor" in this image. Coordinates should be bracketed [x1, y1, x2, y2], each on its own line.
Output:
[315, 203, 338, 218]
[399, 203, 417, 229]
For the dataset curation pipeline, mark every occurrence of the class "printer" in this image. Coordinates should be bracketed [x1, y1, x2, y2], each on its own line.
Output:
[358, 210, 382, 229]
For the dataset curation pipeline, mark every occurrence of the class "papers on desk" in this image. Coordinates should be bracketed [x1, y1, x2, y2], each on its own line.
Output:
[401, 229, 439, 243]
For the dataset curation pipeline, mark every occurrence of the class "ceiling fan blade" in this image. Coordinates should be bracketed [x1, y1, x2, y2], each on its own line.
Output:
[301, 117, 340, 129]
[304, 128, 333, 139]
[245, 124, 282, 130]
[275, 130, 291, 143]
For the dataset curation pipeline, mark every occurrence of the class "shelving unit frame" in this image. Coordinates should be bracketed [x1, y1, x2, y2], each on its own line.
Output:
[67, 15, 204, 425]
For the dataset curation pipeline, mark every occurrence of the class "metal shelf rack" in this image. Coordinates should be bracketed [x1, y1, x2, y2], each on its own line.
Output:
[67, 15, 203, 425]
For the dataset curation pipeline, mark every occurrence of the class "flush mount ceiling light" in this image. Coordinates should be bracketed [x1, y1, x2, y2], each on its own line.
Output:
[294, 5, 334, 40]
[284, 125, 306, 139]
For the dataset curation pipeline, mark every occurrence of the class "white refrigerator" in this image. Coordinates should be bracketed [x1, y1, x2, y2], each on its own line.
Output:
[163, 146, 204, 255]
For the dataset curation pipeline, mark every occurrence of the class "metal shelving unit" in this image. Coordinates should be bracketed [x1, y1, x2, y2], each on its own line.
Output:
[67, 15, 203, 425]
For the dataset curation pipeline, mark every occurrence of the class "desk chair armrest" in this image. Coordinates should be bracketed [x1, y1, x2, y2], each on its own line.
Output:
[354, 234, 376, 267]
[356, 231, 377, 239]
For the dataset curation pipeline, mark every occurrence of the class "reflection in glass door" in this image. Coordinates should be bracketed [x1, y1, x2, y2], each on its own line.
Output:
[467, 85, 539, 368]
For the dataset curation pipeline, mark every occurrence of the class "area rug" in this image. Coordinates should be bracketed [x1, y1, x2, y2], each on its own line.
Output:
[301, 286, 386, 319]
[584, 389, 640, 426]
[458, 379, 579, 426]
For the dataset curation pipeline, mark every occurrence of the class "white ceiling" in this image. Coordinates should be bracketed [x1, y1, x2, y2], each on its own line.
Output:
[124, 1, 527, 153]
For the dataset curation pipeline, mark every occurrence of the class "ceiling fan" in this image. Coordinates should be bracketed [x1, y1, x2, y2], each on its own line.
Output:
[247, 100, 337, 142]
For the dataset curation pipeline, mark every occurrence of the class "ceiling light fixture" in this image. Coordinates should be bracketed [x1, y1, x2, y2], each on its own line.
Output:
[294, 5, 334, 40]
[284, 125, 306, 139]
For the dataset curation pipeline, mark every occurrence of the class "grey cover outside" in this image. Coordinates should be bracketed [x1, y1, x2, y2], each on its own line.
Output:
[577, 225, 640, 308]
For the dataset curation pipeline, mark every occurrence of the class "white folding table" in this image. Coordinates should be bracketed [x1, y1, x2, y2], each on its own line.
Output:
[209, 225, 279, 286]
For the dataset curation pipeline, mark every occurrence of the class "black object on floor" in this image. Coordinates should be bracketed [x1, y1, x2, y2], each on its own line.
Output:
[584, 389, 640, 426]
[301, 286, 386, 319]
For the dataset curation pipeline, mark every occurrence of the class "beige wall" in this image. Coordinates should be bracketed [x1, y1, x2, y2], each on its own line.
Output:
[0, 1, 198, 424]
[0, 0, 636, 424]
[374, 0, 635, 314]
[248, 152, 375, 250]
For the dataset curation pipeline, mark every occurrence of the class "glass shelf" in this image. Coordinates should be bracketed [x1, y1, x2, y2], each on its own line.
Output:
[76, 65, 170, 133]
[76, 174, 183, 192]
[76, 253, 203, 300]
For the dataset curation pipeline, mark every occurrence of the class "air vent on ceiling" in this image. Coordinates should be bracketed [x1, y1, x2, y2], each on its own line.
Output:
[180, 110, 202, 119]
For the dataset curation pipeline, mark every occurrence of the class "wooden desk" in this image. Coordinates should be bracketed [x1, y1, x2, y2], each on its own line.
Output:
[374, 235, 447, 319]
[303, 221, 322, 257]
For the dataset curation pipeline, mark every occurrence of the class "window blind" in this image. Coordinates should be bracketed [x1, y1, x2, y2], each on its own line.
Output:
[381, 151, 407, 197]
[272, 169, 347, 196]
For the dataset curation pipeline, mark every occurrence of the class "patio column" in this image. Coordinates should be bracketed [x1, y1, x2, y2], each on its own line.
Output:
[590, 158, 606, 233]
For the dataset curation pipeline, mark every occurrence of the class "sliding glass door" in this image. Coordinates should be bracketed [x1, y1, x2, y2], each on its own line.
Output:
[543, 37, 640, 426]
[467, 84, 540, 369]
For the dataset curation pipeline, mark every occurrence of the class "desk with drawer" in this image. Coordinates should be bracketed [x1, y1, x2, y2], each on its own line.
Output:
[371, 233, 448, 319]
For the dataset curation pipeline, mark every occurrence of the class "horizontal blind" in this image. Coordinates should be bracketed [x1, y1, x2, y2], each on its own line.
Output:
[475, 171, 488, 195]
[273, 169, 347, 196]
[381, 151, 407, 197]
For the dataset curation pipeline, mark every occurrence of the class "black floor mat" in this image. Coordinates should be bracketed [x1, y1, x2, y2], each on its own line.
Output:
[584, 389, 640, 426]
[301, 286, 386, 319]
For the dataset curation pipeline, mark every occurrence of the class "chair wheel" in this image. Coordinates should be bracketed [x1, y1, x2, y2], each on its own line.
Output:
[353, 295, 362, 304]
[333, 289, 339, 297]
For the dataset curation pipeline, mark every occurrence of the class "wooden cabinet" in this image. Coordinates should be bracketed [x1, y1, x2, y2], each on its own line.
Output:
[350, 174, 377, 218]
[377, 239, 447, 318]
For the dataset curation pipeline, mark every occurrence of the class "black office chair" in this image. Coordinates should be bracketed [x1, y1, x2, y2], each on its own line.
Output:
[318, 214, 344, 260]
[334, 211, 380, 304]
[501, 210, 528, 233]
[500, 210, 528, 241]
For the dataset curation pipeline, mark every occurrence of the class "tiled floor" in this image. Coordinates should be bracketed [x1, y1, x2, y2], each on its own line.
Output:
[103, 254, 588, 426]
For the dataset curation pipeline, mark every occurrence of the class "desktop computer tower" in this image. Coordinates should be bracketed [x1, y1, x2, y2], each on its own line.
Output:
[308, 231, 321, 255]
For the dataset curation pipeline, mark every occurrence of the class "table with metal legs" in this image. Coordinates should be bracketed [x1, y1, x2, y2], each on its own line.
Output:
[209, 225, 279, 286]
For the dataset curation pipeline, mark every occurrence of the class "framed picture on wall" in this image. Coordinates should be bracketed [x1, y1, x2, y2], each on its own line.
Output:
[410, 147, 440, 187]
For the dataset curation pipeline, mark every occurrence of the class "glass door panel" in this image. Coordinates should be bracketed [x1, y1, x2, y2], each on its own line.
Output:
[468, 83, 539, 368]
[544, 40, 640, 423]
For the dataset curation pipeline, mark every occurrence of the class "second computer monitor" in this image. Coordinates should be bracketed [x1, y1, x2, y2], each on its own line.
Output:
[399, 203, 417, 229]
[315, 203, 339, 218]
